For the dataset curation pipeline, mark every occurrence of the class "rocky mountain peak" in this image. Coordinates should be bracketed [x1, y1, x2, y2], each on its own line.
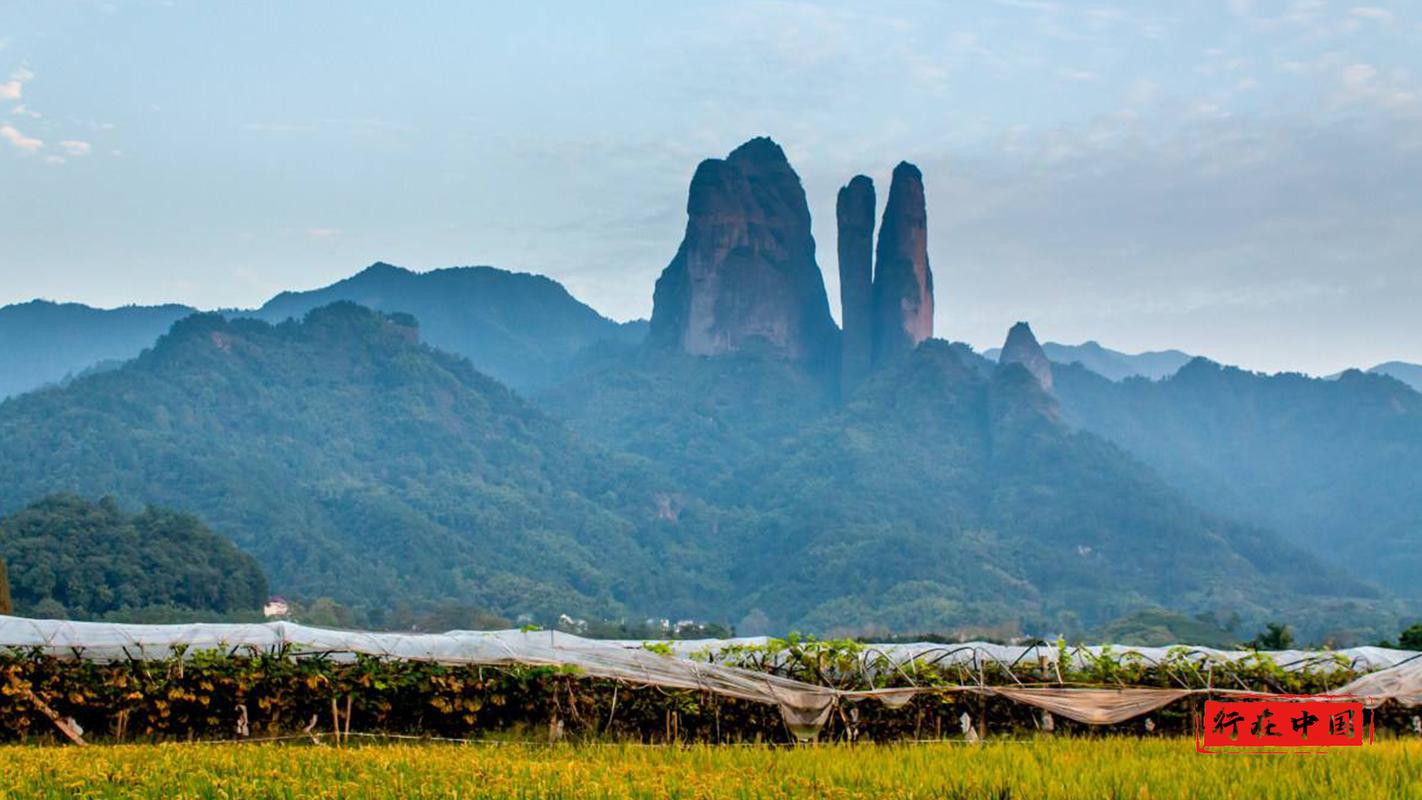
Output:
[725, 135, 790, 167]
[649, 137, 837, 364]
[837, 175, 876, 395]
[871, 161, 933, 366]
[997, 321, 1053, 392]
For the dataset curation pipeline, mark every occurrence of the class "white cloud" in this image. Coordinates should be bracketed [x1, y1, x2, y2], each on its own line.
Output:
[1083, 7, 1124, 27]
[1336, 63, 1418, 114]
[0, 66, 35, 103]
[1124, 78, 1159, 106]
[59, 140, 91, 156]
[1341, 62, 1377, 89]
[242, 121, 316, 134]
[43, 154, 65, 165]
[908, 108, 1422, 372]
[306, 227, 342, 239]
[1349, 6, 1395, 23]
[1191, 100, 1227, 118]
[0, 122, 43, 153]
[1057, 68, 1098, 81]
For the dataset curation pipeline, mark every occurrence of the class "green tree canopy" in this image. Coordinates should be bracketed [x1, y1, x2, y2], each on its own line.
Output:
[0, 495, 267, 619]
[1400, 624, 1422, 650]
[0, 554, 11, 615]
[1249, 622, 1295, 650]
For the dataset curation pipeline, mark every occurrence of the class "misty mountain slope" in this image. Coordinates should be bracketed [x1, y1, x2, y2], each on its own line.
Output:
[0, 300, 196, 399]
[536, 342, 840, 488]
[0, 302, 1397, 638]
[0, 303, 725, 620]
[1054, 359, 1422, 596]
[252, 263, 643, 391]
[709, 341, 1384, 637]
[1366, 361, 1422, 393]
[984, 340, 1194, 382]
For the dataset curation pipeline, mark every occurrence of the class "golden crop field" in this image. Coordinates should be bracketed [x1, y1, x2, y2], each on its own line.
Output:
[0, 739, 1418, 799]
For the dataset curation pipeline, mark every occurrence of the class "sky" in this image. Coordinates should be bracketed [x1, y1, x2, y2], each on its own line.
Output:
[1, 1, 1419, 375]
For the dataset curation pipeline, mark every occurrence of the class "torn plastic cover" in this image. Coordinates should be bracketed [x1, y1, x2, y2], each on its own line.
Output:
[2, 616, 1417, 738]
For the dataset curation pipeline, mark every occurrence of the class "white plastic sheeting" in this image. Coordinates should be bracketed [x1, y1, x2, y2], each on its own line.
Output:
[638, 637, 1418, 673]
[1337, 654, 1422, 708]
[0, 617, 846, 734]
[1, 616, 1418, 733]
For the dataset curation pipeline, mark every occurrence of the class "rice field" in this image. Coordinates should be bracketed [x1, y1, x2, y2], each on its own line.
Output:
[0, 738, 1418, 799]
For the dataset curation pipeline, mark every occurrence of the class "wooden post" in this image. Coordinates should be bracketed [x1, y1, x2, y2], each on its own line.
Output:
[343, 695, 353, 743]
[13, 681, 85, 746]
[977, 691, 987, 741]
[330, 697, 341, 747]
[977, 662, 988, 741]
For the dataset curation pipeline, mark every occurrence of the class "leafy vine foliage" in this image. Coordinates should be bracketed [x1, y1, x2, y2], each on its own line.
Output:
[2, 638, 1406, 745]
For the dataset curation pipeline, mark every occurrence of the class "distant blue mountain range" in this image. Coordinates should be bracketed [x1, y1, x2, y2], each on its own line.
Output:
[982, 340, 1195, 382]
[984, 340, 1422, 392]
[0, 263, 645, 399]
[2, 267, 1417, 397]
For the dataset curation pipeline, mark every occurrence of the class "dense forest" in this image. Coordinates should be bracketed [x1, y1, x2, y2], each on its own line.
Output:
[0, 303, 723, 625]
[548, 339, 1391, 638]
[1054, 359, 1422, 597]
[0, 554, 10, 615]
[0, 299, 1411, 640]
[0, 495, 266, 619]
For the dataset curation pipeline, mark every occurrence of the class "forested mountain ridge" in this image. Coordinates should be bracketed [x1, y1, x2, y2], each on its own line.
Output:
[1054, 358, 1422, 597]
[1363, 361, 1422, 393]
[0, 263, 643, 403]
[0, 134, 1413, 641]
[537, 341, 841, 488]
[552, 338, 1387, 637]
[983, 340, 1194, 382]
[0, 301, 1393, 638]
[253, 262, 644, 390]
[0, 303, 726, 623]
[0, 299, 195, 399]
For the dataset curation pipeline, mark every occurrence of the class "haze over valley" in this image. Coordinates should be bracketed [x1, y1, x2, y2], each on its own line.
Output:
[0, 136, 1417, 646]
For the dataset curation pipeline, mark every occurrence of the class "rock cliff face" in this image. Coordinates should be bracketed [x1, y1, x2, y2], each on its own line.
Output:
[649, 137, 837, 364]
[871, 162, 934, 365]
[998, 321, 1054, 392]
[836, 175, 876, 395]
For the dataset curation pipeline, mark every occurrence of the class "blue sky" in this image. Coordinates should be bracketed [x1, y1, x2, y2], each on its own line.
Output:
[2, 1, 1419, 374]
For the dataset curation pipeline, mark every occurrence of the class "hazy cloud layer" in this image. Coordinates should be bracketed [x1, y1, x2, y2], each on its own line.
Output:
[0, 1, 1418, 373]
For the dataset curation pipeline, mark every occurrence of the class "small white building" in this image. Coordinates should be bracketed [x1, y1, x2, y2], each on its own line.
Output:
[263, 597, 291, 619]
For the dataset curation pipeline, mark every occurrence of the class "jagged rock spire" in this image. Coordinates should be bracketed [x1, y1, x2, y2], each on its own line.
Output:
[871, 162, 933, 366]
[837, 175, 875, 395]
[998, 321, 1053, 392]
[649, 137, 837, 364]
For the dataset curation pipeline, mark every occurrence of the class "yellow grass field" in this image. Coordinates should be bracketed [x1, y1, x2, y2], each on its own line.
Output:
[0, 738, 1419, 799]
